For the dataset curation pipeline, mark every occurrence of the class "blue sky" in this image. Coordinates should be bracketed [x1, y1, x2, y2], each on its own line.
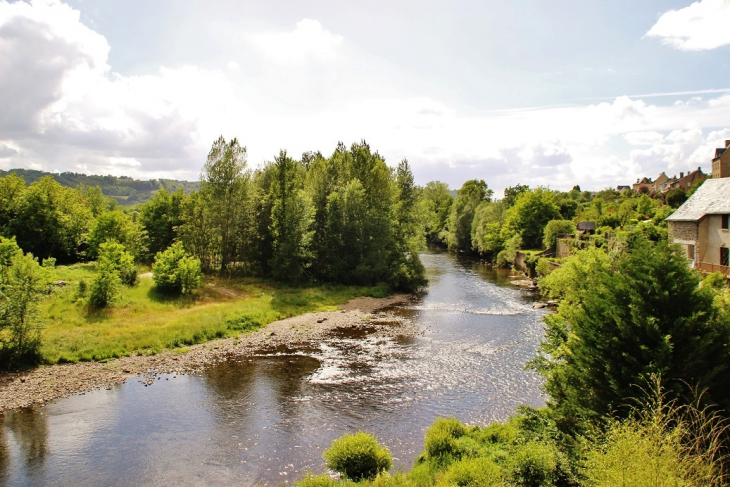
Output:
[2, 0, 730, 193]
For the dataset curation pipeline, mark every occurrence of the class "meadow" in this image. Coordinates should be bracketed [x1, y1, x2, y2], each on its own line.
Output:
[40, 264, 388, 364]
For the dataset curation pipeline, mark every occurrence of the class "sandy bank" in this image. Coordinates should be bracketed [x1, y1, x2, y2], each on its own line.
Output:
[0, 293, 415, 412]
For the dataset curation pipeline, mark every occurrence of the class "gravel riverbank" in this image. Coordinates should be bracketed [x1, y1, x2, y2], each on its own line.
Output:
[0, 294, 416, 411]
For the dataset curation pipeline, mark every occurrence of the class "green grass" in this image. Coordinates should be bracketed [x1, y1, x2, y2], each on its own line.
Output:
[40, 264, 389, 364]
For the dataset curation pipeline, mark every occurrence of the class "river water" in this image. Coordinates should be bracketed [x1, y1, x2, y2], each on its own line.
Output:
[0, 251, 547, 486]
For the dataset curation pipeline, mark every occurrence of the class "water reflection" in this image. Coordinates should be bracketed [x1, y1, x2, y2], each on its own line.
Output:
[0, 250, 546, 486]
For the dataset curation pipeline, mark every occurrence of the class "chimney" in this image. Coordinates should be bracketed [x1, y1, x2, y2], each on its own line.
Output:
[680, 172, 684, 178]
[725, 140, 730, 148]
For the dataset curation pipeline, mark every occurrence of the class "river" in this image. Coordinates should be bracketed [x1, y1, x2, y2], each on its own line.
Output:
[0, 250, 547, 486]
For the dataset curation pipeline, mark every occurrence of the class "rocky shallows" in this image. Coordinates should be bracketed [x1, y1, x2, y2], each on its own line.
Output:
[0, 294, 416, 411]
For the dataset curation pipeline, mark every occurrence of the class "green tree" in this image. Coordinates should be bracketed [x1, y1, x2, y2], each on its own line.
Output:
[0, 173, 26, 232]
[200, 136, 250, 273]
[270, 150, 312, 282]
[501, 188, 561, 249]
[532, 238, 730, 432]
[139, 188, 185, 258]
[665, 188, 687, 208]
[152, 242, 202, 295]
[97, 241, 138, 287]
[0, 249, 49, 367]
[447, 180, 491, 252]
[390, 159, 427, 291]
[9, 176, 92, 262]
[471, 201, 505, 256]
[87, 210, 143, 260]
[502, 184, 529, 209]
[419, 181, 453, 244]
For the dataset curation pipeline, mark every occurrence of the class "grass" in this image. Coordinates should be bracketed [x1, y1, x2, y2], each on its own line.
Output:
[40, 263, 390, 364]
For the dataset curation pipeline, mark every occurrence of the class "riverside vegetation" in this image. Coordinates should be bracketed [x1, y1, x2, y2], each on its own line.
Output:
[1, 138, 729, 484]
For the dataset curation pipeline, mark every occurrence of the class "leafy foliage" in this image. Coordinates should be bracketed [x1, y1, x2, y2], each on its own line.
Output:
[533, 237, 730, 430]
[152, 242, 202, 295]
[542, 220, 576, 249]
[323, 431, 393, 481]
[0, 242, 49, 367]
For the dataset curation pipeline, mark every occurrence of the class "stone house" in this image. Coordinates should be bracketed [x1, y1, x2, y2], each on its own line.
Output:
[666, 178, 730, 276]
[668, 167, 706, 192]
[712, 140, 730, 179]
[632, 177, 653, 193]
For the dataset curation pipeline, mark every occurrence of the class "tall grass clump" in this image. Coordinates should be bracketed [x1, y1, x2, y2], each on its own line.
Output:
[583, 381, 729, 487]
[323, 431, 393, 481]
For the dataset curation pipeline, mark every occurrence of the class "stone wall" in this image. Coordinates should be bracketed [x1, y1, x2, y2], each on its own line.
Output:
[556, 239, 572, 258]
[668, 221, 699, 243]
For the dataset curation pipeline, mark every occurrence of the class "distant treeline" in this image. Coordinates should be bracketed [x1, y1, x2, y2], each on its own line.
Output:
[0, 168, 199, 206]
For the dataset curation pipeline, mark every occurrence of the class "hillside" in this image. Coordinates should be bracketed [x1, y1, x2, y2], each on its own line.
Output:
[0, 168, 199, 206]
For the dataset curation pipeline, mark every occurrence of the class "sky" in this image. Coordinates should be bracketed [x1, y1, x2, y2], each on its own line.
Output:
[2, 0, 730, 193]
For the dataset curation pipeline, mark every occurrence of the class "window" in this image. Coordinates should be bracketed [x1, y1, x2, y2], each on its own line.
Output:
[723, 214, 729, 230]
[687, 244, 695, 260]
[721, 247, 729, 267]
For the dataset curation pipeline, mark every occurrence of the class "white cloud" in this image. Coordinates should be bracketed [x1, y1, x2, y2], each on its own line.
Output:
[646, 0, 730, 51]
[248, 19, 343, 67]
[1, 1, 730, 193]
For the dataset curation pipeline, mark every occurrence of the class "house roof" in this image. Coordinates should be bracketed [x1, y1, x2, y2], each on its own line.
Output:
[665, 178, 730, 222]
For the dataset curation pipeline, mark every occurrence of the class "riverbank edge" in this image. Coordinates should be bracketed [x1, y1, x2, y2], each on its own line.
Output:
[0, 293, 415, 412]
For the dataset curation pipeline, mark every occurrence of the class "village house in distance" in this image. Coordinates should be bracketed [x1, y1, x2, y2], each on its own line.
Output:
[666, 140, 730, 276]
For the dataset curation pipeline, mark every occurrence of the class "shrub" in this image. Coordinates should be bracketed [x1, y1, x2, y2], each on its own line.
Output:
[439, 457, 502, 486]
[87, 262, 120, 308]
[425, 417, 467, 462]
[505, 442, 558, 487]
[0, 252, 49, 367]
[98, 241, 138, 286]
[496, 234, 522, 268]
[152, 242, 202, 295]
[323, 431, 393, 481]
[542, 220, 576, 249]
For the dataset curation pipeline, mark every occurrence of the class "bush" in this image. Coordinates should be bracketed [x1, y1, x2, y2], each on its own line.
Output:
[98, 241, 138, 286]
[439, 457, 502, 486]
[542, 220, 576, 249]
[505, 442, 558, 487]
[0, 251, 49, 367]
[152, 242, 202, 295]
[323, 431, 393, 481]
[87, 263, 120, 308]
[496, 235, 522, 268]
[425, 417, 467, 462]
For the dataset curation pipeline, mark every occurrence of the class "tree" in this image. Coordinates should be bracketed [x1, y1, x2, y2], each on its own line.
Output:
[97, 241, 138, 287]
[501, 188, 561, 249]
[270, 150, 312, 282]
[152, 242, 202, 295]
[665, 189, 687, 209]
[86, 210, 143, 260]
[139, 188, 185, 259]
[447, 180, 491, 252]
[9, 176, 92, 262]
[502, 184, 529, 209]
[419, 181, 453, 244]
[390, 159, 427, 291]
[532, 238, 730, 432]
[471, 201, 505, 257]
[0, 243, 49, 367]
[200, 136, 249, 273]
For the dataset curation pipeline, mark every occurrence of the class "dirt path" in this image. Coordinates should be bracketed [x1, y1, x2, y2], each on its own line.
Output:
[0, 294, 415, 411]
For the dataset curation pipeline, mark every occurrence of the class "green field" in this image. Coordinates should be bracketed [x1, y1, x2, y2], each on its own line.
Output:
[40, 264, 389, 364]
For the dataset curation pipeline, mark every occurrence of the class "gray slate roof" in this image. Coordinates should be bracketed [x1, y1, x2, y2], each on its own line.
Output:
[665, 178, 730, 222]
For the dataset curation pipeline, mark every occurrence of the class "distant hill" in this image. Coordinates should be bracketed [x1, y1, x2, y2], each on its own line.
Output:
[0, 168, 200, 206]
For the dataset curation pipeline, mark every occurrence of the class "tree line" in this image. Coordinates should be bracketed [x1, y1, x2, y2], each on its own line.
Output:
[0, 138, 426, 292]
